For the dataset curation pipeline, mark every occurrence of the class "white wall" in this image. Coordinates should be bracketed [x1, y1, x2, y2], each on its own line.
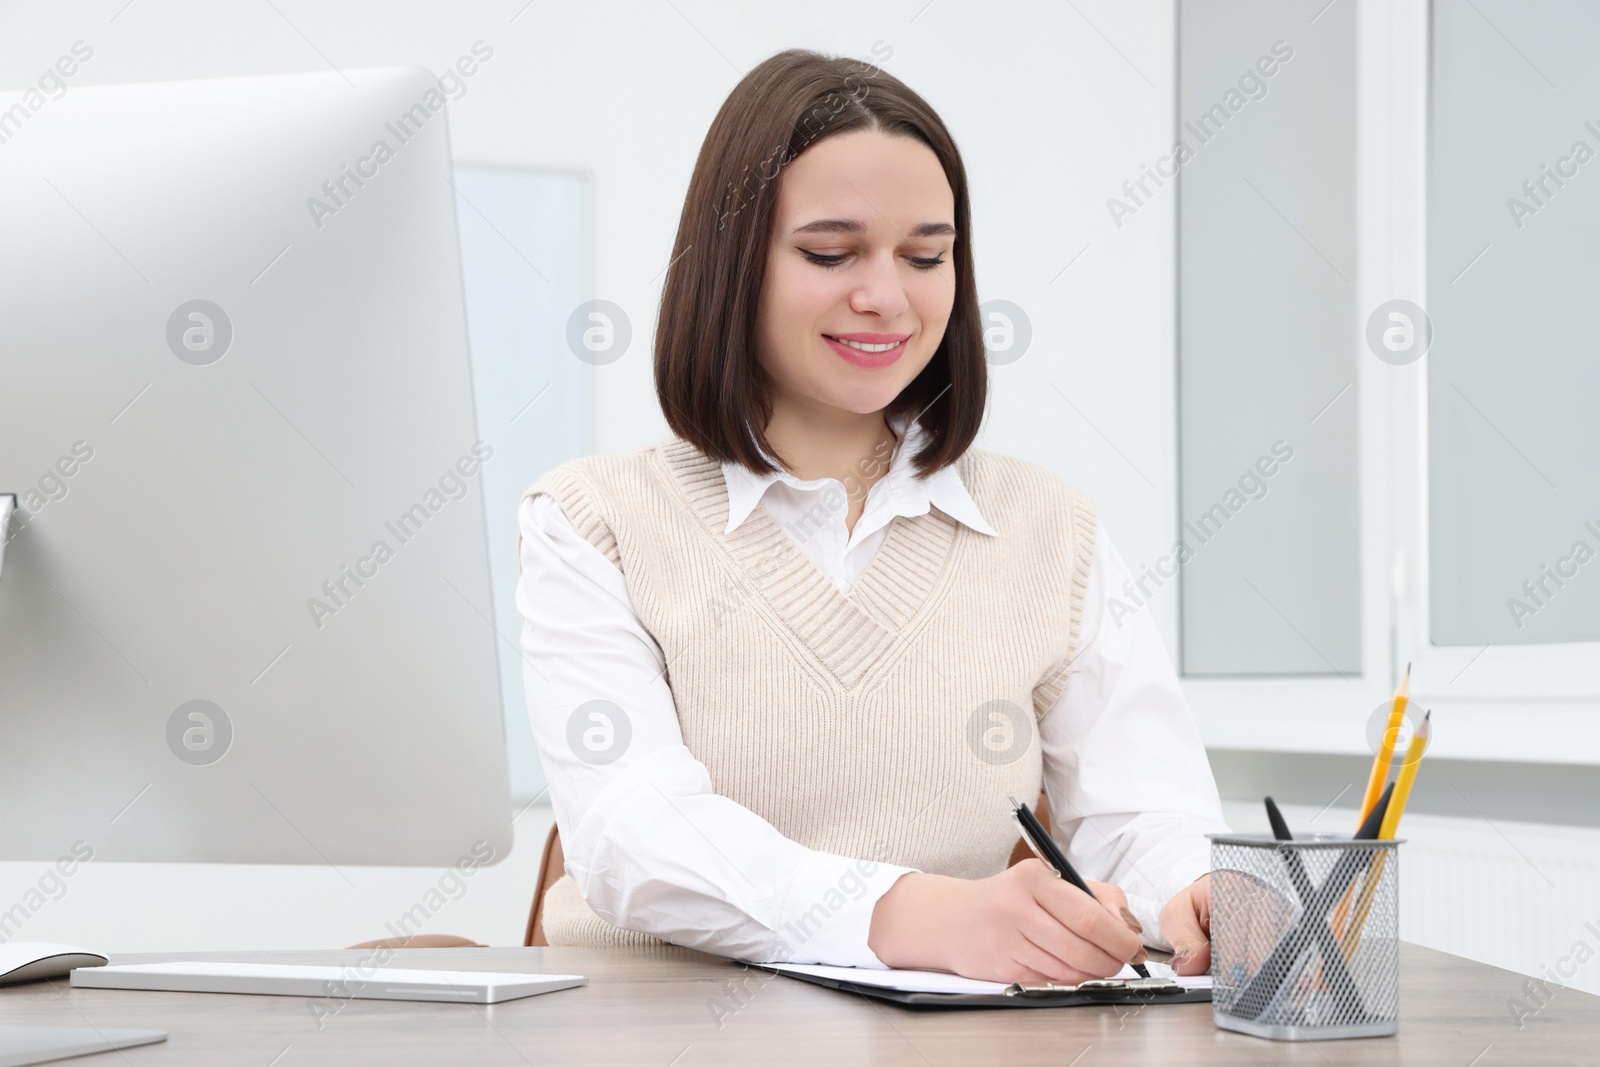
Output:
[0, 0, 1184, 951]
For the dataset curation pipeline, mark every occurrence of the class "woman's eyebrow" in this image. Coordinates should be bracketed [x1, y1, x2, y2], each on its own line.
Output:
[791, 218, 956, 237]
[793, 218, 865, 234]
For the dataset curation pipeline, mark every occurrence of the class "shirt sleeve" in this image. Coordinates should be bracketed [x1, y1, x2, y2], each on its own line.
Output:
[516, 491, 915, 966]
[1039, 526, 1230, 950]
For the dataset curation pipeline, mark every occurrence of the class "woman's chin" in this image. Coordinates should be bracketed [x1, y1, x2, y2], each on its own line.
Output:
[810, 381, 913, 417]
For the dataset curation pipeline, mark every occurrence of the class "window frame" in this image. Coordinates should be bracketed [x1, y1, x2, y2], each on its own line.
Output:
[1179, 0, 1600, 767]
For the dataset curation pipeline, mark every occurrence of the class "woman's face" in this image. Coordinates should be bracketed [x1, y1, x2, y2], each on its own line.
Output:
[756, 129, 957, 419]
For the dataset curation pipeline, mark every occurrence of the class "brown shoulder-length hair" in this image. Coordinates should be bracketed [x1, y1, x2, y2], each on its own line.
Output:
[654, 48, 986, 478]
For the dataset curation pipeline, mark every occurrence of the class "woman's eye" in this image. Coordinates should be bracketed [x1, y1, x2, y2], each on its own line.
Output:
[799, 248, 947, 271]
[799, 249, 848, 269]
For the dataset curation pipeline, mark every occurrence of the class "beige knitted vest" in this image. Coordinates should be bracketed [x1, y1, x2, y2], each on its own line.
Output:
[522, 436, 1096, 948]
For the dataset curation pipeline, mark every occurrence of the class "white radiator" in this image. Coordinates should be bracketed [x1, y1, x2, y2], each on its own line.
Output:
[1220, 801, 1600, 998]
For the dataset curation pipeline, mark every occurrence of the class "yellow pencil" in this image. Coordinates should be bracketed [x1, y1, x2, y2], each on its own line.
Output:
[1343, 710, 1430, 961]
[1379, 710, 1429, 839]
[1334, 665, 1413, 941]
[1358, 663, 1411, 825]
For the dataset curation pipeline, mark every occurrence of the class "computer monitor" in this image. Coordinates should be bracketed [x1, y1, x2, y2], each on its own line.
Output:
[0, 68, 511, 866]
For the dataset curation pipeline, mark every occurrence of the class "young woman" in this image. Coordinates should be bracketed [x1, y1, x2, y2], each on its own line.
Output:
[516, 49, 1227, 983]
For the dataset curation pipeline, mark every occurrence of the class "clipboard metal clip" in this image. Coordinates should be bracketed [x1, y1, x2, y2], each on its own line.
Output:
[1005, 977, 1184, 998]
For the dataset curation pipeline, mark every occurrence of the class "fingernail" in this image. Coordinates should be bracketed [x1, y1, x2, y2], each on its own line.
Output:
[1119, 906, 1143, 933]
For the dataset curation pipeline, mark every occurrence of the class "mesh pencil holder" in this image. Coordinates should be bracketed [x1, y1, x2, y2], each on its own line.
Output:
[1208, 832, 1401, 1041]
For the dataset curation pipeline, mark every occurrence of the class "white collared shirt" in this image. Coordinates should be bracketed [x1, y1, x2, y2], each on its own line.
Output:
[719, 414, 997, 594]
[516, 418, 1228, 966]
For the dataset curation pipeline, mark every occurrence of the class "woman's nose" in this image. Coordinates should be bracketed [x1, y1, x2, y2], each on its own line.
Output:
[848, 250, 911, 319]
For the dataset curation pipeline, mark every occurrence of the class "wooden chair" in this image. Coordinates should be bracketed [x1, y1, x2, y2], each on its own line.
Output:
[348, 932, 484, 949]
[525, 823, 567, 946]
[522, 791, 1051, 946]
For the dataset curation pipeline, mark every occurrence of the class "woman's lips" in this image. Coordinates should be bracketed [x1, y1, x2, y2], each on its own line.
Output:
[823, 333, 908, 368]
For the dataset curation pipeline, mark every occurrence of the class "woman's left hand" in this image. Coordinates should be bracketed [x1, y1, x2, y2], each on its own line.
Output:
[1158, 873, 1212, 976]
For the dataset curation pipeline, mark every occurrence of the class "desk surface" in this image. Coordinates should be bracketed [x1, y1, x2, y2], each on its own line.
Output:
[1, 942, 1593, 1065]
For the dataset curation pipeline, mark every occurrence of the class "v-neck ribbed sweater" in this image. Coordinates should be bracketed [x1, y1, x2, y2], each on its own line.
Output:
[524, 436, 1096, 947]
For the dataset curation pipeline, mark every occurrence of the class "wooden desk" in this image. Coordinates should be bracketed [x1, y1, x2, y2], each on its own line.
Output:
[2, 943, 1593, 1065]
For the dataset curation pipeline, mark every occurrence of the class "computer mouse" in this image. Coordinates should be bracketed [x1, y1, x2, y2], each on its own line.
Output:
[0, 942, 108, 986]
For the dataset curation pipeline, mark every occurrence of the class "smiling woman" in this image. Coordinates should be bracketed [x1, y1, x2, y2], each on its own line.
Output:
[758, 132, 957, 458]
[515, 48, 1228, 986]
[653, 51, 985, 483]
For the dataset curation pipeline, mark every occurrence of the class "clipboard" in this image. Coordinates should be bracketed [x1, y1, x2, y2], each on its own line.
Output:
[750, 964, 1213, 1010]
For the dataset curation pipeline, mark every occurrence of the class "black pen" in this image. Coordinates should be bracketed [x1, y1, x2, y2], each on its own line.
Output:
[1264, 795, 1293, 843]
[1008, 794, 1151, 979]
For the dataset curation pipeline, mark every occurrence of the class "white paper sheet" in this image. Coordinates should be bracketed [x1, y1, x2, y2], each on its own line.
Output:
[745, 959, 1211, 995]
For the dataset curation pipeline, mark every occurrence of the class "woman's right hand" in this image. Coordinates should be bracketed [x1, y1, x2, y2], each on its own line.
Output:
[866, 859, 1147, 983]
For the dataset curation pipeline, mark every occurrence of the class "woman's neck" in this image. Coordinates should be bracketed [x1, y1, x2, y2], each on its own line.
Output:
[763, 398, 899, 489]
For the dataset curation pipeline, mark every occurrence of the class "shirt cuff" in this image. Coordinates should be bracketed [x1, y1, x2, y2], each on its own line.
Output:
[769, 851, 917, 968]
[1127, 892, 1173, 952]
[1127, 842, 1213, 952]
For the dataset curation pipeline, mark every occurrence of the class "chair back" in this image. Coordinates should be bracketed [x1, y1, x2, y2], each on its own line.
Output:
[525, 823, 566, 946]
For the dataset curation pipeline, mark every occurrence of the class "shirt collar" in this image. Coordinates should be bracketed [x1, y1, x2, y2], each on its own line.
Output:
[720, 413, 998, 538]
